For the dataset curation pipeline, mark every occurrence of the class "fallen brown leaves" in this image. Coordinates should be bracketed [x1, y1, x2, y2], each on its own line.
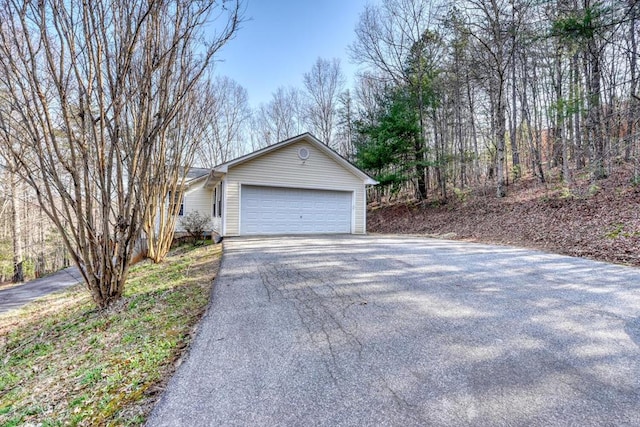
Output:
[368, 165, 640, 266]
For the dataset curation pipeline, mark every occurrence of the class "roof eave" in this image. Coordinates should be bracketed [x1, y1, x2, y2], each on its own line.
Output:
[184, 174, 209, 187]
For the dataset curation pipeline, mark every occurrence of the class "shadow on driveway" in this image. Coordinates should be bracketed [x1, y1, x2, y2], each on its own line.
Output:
[147, 235, 640, 426]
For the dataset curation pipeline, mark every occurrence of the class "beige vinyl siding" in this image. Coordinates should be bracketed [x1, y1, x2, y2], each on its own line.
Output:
[225, 140, 366, 235]
[174, 180, 213, 232]
[223, 180, 239, 236]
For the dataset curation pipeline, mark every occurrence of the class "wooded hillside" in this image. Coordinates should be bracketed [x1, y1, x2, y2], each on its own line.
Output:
[351, 0, 638, 266]
[348, 0, 639, 201]
[368, 164, 639, 266]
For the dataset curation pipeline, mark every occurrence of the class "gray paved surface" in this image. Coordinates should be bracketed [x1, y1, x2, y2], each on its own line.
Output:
[147, 235, 640, 426]
[0, 267, 82, 314]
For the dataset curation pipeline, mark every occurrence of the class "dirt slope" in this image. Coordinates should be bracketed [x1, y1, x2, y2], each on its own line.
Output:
[368, 166, 640, 266]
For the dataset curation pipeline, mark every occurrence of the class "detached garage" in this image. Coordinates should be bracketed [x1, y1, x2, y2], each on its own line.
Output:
[196, 133, 377, 237]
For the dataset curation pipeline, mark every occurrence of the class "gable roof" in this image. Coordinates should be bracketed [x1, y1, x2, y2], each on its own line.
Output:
[183, 167, 211, 183]
[213, 133, 378, 185]
[177, 166, 211, 190]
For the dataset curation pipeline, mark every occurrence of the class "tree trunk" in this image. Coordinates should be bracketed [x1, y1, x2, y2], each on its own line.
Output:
[510, 4, 520, 178]
[440, 118, 448, 200]
[555, 39, 570, 184]
[583, 1, 605, 179]
[467, 72, 481, 183]
[587, 50, 605, 180]
[627, 0, 638, 165]
[415, 137, 428, 200]
[572, 52, 585, 169]
[496, 79, 507, 198]
[457, 80, 466, 188]
[10, 169, 23, 283]
[524, 52, 546, 183]
[415, 85, 428, 200]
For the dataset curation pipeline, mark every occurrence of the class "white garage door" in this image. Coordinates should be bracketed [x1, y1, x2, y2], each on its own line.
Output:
[240, 185, 352, 235]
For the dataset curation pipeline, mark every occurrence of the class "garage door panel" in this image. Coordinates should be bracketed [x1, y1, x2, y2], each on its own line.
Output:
[240, 186, 351, 235]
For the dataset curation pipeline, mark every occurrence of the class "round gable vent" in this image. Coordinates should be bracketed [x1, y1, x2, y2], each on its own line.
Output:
[298, 147, 310, 160]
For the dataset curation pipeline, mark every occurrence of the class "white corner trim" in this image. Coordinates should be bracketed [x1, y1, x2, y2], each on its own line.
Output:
[221, 179, 228, 236]
[351, 190, 356, 234]
[363, 188, 367, 234]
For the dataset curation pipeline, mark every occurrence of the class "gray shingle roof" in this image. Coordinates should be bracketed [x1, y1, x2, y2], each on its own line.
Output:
[183, 167, 210, 183]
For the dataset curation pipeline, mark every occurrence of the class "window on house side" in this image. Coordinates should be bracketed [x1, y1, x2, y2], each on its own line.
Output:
[213, 187, 217, 217]
[169, 191, 184, 216]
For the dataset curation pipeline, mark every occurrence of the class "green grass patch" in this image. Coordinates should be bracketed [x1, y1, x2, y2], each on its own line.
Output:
[605, 223, 640, 239]
[0, 243, 221, 425]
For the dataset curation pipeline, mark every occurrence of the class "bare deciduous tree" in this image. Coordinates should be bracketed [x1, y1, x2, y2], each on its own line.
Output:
[351, 0, 445, 199]
[0, 0, 241, 309]
[335, 89, 356, 158]
[350, 0, 443, 85]
[142, 82, 214, 263]
[251, 86, 307, 148]
[303, 57, 345, 147]
[197, 76, 251, 167]
[463, 0, 515, 197]
[0, 112, 24, 282]
[349, 0, 638, 203]
[8, 161, 22, 283]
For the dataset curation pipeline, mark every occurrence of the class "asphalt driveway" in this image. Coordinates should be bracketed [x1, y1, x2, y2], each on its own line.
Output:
[0, 267, 82, 314]
[147, 235, 640, 426]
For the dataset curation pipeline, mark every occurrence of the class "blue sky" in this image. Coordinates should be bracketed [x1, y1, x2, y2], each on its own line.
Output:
[212, 0, 370, 108]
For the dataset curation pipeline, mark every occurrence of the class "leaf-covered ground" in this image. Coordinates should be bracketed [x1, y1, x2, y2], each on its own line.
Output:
[0, 243, 221, 426]
[368, 165, 640, 266]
